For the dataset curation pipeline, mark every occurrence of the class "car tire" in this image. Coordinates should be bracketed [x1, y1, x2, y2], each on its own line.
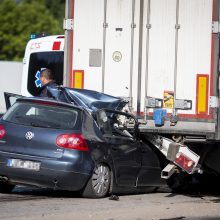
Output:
[166, 172, 192, 193]
[136, 186, 158, 194]
[82, 164, 111, 198]
[143, 186, 158, 193]
[0, 182, 15, 193]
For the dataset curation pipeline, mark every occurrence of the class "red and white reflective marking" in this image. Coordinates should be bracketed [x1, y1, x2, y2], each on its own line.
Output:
[52, 41, 61, 50]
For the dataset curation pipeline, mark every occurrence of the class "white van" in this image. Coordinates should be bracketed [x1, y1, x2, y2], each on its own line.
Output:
[21, 35, 65, 97]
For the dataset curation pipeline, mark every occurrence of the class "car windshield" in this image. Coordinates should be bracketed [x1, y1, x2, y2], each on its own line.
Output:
[2, 101, 81, 130]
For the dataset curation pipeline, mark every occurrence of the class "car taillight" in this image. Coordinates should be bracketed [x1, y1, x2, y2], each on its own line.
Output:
[56, 134, 89, 151]
[0, 125, 6, 139]
[175, 153, 195, 173]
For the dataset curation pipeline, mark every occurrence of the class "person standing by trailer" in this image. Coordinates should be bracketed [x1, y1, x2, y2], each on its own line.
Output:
[39, 68, 58, 97]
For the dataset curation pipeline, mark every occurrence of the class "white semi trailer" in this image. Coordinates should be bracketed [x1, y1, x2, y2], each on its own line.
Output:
[20, 0, 220, 190]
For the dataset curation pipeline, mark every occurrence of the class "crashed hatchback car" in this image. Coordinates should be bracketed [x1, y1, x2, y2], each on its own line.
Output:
[0, 88, 165, 198]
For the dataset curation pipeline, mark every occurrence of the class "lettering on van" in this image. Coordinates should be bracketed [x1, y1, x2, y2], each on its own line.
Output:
[30, 42, 42, 50]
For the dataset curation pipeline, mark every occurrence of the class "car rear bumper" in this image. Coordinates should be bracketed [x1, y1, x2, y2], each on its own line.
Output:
[0, 151, 93, 191]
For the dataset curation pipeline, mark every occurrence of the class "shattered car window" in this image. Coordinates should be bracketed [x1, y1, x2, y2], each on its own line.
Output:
[97, 110, 135, 138]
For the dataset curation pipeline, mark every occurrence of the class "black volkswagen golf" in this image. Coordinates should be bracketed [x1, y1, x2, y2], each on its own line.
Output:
[0, 89, 165, 198]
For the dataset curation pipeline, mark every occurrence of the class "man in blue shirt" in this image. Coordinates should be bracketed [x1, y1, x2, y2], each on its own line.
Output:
[39, 68, 58, 97]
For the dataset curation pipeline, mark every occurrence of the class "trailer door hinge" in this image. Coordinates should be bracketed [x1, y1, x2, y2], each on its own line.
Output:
[174, 99, 192, 110]
[103, 22, 108, 28]
[212, 21, 219, 33]
[63, 19, 74, 30]
[209, 96, 219, 108]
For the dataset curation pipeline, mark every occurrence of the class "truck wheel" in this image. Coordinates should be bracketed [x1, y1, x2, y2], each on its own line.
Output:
[82, 164, 111, 198]
[166, 173, 192, 193]
[0, 182, 15, 193]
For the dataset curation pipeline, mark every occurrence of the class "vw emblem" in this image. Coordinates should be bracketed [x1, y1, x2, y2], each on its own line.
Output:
[25, 131, 34, 140]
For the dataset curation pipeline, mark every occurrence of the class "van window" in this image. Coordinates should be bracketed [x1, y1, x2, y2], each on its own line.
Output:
[27, 51, 64, 96]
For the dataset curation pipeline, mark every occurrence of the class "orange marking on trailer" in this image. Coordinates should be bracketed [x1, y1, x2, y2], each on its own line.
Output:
[72, 70, 84, 89]
[196, 74, 209, 115]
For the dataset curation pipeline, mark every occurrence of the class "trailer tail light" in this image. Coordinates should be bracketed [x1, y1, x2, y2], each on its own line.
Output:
[175, 153, 195, 173]
[0, 125, 6, 139]
[56, 134, 89, 151]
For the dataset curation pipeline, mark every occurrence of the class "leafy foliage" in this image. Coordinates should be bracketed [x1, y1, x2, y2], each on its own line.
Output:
[0, 0, 64, 61]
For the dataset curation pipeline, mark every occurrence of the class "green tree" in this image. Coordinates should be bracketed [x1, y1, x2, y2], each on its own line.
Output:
[0, 0, 64, 61]
[41, 0, 65, 28]
[23, 0, 65, 27]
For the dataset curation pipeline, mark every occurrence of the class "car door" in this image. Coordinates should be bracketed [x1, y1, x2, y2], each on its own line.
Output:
[4, 92, 24, 110]
[96, 109, 142, 187]
[137, 140, 165, 186]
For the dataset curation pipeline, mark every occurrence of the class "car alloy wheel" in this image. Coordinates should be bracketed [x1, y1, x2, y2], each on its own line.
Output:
[92, 164, 110, 195]
[82, 164, 111, 198]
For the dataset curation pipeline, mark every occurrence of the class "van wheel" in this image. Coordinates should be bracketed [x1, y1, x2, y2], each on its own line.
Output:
[82, 164, 111, 198]
[0, 182, 15, 193]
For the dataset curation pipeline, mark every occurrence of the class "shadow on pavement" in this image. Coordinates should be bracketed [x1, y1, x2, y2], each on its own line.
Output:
[12, 186, 81, 198]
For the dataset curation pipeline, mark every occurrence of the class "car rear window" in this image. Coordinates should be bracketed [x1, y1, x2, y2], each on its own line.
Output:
[3, 101, 81, 130]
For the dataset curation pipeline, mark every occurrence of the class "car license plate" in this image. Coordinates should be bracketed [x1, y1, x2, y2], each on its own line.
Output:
[7, 159, 40, 171]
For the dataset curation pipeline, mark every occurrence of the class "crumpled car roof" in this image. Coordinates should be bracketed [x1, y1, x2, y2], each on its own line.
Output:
[47, 87, 128, 112]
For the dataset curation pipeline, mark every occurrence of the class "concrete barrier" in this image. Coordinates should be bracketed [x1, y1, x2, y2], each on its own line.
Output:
[0, 61, 22, 113]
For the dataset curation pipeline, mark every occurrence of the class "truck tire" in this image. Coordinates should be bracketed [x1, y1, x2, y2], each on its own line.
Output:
[166, 173, 192, 193]
[82, 164, 111, 198]
[0, 182, 15, 193]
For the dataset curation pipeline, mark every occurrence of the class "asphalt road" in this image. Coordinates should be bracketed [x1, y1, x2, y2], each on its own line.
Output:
[0, 186, 220, 220]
